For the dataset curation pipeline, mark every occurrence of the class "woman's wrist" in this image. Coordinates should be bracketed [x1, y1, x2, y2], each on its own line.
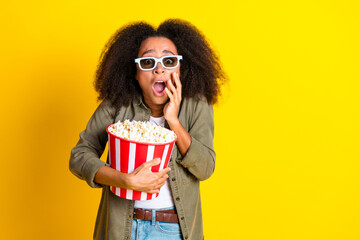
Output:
[167, 118, 181, 130]
[123, 173, 136, 190]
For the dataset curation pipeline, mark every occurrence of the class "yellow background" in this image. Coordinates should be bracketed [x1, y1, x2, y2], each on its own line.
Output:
[1, 0, 359, 239]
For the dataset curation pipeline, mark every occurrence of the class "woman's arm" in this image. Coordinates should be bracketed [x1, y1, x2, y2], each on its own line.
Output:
[69, 100, 114, 188]
[164, 73, 216, 181]
[177, 99, 216, 181]
[94, 158, 170, 194]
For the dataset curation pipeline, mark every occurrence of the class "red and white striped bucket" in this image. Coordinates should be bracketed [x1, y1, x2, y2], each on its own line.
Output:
[106, 124, 177, 200]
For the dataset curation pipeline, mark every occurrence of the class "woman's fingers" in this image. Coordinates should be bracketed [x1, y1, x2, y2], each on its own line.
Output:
[157, 167, 171, 178]
[142, 158, 160, 169]
[166, 79, 177, 99]
[165, 87, 175, 102]
[163, 72, 182, 123]
[164, 72, 182, 104]
[173, 72, 182, 98]
[154, 173, 168, 188]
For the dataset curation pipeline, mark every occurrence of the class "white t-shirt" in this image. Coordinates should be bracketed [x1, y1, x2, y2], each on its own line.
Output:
[134, 116, 175, 209]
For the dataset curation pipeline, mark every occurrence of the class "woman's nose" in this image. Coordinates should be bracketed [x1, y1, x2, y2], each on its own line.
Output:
[154, 62, 164, 74]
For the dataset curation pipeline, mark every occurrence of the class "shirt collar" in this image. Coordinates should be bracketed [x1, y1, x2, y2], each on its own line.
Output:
[134, 94, 148, 109]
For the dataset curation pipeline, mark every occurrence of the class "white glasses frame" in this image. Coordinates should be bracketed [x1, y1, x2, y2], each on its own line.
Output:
[134, 55, 183, 71]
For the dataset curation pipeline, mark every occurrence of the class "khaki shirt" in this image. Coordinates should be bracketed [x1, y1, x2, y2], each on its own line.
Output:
[69, 95, 215, 240]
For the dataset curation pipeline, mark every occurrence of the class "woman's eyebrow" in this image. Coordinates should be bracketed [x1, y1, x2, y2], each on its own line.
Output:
[163, 50, 175, 55]
[141, 49, 154, 56]
[141, 49, 175, 57]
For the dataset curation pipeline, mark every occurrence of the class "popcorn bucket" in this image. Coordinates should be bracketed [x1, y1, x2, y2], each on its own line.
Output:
[106, 124, 177, 200]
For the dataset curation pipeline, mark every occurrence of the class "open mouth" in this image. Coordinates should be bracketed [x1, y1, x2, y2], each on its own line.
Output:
[153, 81, 166, 96]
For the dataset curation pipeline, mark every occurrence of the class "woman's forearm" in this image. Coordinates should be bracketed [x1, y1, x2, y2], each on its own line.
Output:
[168, 119, 191, 157]
[94, 165, 129, 189]
[94, 159, 171, 194]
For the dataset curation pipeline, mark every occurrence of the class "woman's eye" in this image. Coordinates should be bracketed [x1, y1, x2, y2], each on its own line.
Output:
[164, 58, 174, 65]
[144, 59, 153, 65]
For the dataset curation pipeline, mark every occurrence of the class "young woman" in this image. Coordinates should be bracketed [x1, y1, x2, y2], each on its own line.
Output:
[69, 19, 227, 240]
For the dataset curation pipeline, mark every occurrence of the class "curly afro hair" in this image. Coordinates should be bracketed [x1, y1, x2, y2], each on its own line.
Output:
[94, 19, 227, 111]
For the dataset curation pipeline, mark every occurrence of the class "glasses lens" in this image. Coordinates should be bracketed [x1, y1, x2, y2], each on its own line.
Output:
[162, 57, 178, 68]
[140, 58, 155, 69]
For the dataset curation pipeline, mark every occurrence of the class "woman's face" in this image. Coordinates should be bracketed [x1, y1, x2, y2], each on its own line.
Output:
[135, 37, 180, 109]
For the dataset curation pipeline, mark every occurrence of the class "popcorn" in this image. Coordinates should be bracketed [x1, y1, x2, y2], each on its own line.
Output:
[108, 119, 176, 144]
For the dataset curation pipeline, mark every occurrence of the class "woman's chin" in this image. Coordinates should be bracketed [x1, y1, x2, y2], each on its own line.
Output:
[154, 95, 169, 105]
[144, 93, 168, 106]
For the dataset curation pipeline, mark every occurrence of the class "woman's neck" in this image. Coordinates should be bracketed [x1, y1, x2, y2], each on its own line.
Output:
[150, 107, 164, 117]
[143, 98, 164, 117]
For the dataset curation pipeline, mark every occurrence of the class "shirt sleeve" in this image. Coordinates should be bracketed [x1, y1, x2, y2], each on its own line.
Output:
[176, 99, 216, 181]
[69, 100, 114, 188]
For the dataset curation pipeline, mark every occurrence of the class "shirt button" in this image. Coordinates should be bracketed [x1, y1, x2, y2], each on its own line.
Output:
[176, 197, 180, 201]
[172, 177, 176, 181]
[185, 236, 188, 239]
[181, 216, 184, 220]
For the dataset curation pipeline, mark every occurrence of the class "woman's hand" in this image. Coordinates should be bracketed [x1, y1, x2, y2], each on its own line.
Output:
[164, 72, 182, 124]
[94, 158, 170, 194]
[163, 72, 192, 157]
[126, 158, 170, 194]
